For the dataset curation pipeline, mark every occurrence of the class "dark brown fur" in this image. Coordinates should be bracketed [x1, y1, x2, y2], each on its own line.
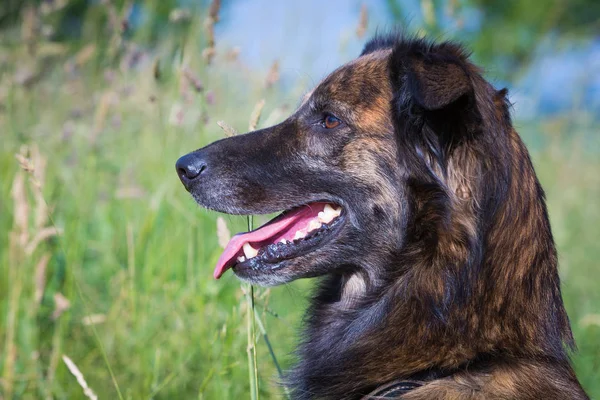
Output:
[176, 34, 588, 399]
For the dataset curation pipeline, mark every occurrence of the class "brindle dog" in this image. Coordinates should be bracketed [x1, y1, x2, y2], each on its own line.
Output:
[176, 34, 588, 399]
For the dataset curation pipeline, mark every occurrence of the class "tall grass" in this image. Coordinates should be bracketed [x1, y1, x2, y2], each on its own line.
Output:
[0, 3, 599, 399]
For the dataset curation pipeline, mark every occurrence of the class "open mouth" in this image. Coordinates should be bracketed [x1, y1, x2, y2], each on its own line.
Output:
[214, 202, 344, 278]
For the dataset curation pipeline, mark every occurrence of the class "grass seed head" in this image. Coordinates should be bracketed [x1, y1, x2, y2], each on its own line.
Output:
[356, 4, 368, 38]
[217, 120, 238, 137]
[216, 217, 231, 249]
[249, 99, 265, 131]
[62, 355, 98, 400]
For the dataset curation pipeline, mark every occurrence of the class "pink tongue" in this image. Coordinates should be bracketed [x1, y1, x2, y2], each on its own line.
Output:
[213, 203, 327, 279]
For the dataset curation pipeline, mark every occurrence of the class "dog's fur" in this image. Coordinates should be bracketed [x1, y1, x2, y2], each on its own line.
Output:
[176, 34, 588, 399]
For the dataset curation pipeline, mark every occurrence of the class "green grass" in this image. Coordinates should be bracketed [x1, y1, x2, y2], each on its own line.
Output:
[0, 23, 309, 398]
[1, 14, 599, 400]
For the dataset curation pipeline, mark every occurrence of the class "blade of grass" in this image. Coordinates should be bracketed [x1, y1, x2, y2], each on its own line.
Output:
[197, 367, 215, 398]
[246, 215, 259, 400]
[245, 99, 265, 400]
[253, 309, 291, 399]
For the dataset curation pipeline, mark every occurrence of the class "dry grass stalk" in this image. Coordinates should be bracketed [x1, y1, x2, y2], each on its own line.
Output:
[82, 314, 107, 326]
[15, 148, 35, 173]
[11, 169, 29, 247]
[13, 145, 60, 254]
[216, 217, 231, 249]
[182, 67, 204, 92]
[92, 91, 118, 142]
[203, 0, 221, 63]
[203, 19, 216, 62]
[21, 5, 39, 55]
[7, 145, 71, 398]
[29, 145, 48, 229]
[201, 47, 216, 64]
[25, 227, 62, 255]
[62, 355, 98, 400]
[265, 60, 280, 88]
[209, 0, 221, 22]
[52, 293, 71, 320]
[75, 44, 96, 67]
[4, 144, 63, 396]
[9, 144, 119, 398]
[217, 120, 238, 137]
[249, 99, 266, 131]
[4, 145, 51, 398]
[4, 155, 29, 398]
[34, 253, 51, 305]
[356, 4, 368, 38]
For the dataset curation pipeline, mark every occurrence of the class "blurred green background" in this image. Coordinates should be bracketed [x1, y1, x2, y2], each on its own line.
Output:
[0, 0, 598, 399]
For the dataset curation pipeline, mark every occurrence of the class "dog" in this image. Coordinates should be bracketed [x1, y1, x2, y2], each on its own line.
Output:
[176, 34, 588, 399]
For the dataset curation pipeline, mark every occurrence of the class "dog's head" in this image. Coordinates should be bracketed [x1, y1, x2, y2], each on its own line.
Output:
[176, 35, 509, 287]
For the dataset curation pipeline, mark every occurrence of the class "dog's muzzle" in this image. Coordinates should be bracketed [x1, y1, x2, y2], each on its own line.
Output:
[175, 152, 207, 191]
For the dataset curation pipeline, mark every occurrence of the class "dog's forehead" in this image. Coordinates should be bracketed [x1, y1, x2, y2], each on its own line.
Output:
[306, 49, 392, 109]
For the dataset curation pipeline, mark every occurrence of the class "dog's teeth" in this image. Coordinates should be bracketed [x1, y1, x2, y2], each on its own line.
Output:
[308, 219, 322, 232]
[279, 238, 288, 244]
[324, 203, 342, 216]
[294, 230, 306, 240]
[243, 243, 259, 259]
[237, 255, 246, 263]
[320, 204, 341, 224]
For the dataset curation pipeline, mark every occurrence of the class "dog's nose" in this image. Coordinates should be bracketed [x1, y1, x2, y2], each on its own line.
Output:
[176, 153, 207, 185]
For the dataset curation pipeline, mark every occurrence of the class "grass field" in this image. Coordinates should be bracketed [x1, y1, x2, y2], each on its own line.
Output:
[1, 9, 599, 400]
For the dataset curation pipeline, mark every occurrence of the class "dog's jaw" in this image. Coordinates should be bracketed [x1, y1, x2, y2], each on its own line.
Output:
[216, 203, 343, 279]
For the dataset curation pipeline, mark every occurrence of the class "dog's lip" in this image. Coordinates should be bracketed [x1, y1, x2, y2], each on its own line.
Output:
[213, 201, 344, 279]
[233, 213, 345, 277]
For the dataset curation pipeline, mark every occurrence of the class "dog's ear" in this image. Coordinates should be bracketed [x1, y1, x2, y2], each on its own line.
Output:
[406, 56, 471, 110]
[390, 41, 482, 183]
[391, 41, 473, 111]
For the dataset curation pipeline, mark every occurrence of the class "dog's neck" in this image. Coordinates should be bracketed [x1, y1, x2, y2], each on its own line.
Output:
[288, 273, 396, 398]
[287, 134, 574, 400]
[339, 272, 368, 307]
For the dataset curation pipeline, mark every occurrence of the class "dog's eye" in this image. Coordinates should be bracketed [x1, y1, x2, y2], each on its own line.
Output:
[322, 115, 341, 129]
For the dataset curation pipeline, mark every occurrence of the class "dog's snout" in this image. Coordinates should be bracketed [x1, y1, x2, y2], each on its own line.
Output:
[176, 153, 207, 186]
